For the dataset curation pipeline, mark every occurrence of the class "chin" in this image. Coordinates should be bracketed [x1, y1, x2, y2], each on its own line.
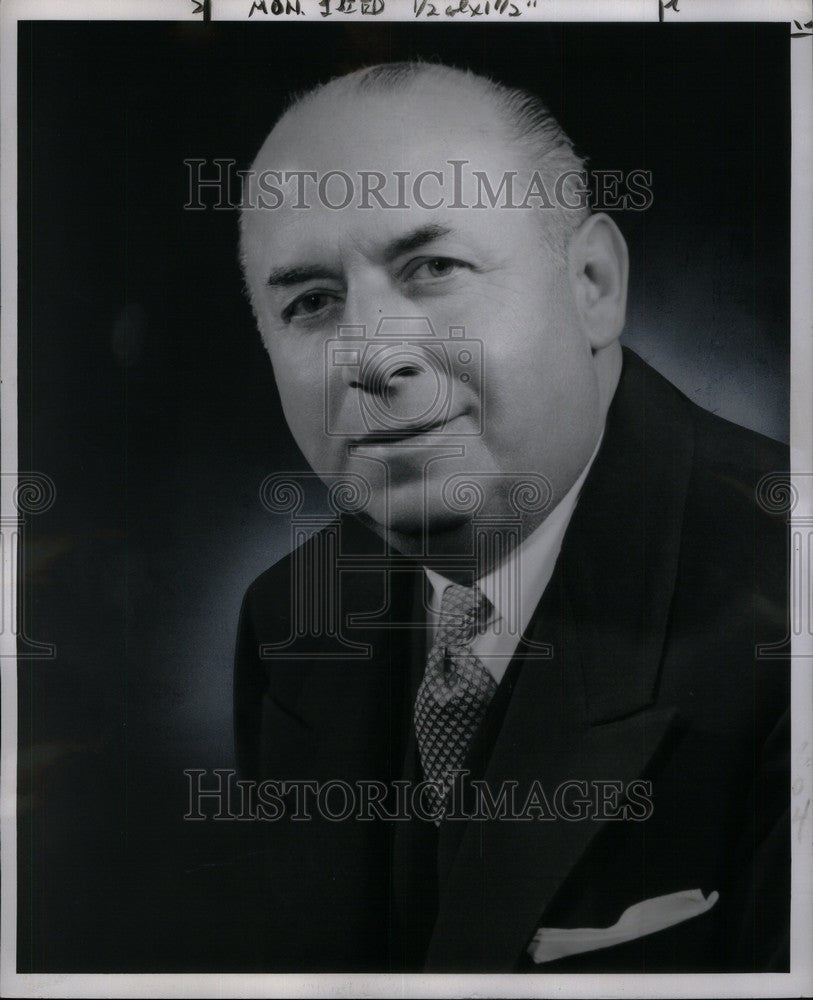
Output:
[395, 508, 470, 536]
[370, 510, 472, 560]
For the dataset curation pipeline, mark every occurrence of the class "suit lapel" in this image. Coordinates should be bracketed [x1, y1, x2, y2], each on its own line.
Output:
[263, 522, 419, 785]
[255, 524, 420, 970]
[426, 608, 682, 970]
[425, 350, 696, 970]
[562, 348, 695, 723]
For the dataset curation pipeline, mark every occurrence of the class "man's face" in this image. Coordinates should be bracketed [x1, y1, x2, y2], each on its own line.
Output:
[241, 81, 604, 545]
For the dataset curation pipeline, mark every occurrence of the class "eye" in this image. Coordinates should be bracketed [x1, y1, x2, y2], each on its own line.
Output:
[407, 257, 468, 281]
[283, 291, 340, 322]
[423, 258, 458, 278]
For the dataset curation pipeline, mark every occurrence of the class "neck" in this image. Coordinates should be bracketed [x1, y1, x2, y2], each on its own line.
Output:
[363, 515, 543, 581]
[596, 340, 623, 420]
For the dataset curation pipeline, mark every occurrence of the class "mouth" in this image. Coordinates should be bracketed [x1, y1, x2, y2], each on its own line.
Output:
[351, 416, 456, 446]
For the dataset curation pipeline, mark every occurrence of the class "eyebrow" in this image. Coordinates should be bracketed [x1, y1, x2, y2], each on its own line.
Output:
[265, 223, 455, 287]
[381, 223, 454, 262]
[266, 264, 340, 288]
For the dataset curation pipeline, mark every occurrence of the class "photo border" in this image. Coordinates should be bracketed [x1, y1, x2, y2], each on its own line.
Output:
[1, 1, 811, 996]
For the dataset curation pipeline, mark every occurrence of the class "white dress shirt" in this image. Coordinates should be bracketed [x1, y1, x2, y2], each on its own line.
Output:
[423, 435, 603, 685]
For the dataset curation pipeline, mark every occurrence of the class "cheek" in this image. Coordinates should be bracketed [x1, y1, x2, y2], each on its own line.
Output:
[475, 303, 562, 417]
[267, 338, 330, 452]
[477, 296, 595, 448]
[279, 383, 324, 437]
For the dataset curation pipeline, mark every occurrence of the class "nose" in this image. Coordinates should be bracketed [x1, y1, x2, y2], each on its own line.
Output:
[341, 356, 424, 392]
[334, 286, 455, 432]
[338, 304, 441, 401]
[351, 336, 453, 435]
[340, 292, 429, 390]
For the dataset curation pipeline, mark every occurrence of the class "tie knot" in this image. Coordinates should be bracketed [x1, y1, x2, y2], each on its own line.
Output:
[436, 583, 489, 646]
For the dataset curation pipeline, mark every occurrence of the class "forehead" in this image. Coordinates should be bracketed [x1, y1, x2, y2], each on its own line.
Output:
[263, 79, 509, 175]
[241, 82, 537, 276]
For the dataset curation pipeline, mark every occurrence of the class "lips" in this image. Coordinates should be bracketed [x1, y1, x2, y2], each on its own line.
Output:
[352, 416, 454, 446]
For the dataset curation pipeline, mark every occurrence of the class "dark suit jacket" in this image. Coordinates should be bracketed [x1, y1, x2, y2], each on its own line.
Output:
[232, 348, 790, 973]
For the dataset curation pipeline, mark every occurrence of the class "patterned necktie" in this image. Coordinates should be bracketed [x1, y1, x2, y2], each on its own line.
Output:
[414, 582, 497, 821]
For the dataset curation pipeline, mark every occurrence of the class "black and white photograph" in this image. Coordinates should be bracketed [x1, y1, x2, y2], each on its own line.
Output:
[1, 0, 811, 996]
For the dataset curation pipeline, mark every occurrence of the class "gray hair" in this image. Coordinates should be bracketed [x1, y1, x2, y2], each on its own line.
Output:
[272, 60, 590, 255]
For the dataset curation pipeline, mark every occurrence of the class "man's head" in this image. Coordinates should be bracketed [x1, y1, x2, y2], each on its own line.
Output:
[240, 62, 628, 553]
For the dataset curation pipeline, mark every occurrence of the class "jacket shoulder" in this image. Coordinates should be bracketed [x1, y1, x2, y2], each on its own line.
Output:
[240, 514, 386, 634]
[689, 397, 788, 480]
[240, 527, 327, 636]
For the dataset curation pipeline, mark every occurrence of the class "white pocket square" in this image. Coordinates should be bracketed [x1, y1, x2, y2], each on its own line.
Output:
[527, 888, 720, 964]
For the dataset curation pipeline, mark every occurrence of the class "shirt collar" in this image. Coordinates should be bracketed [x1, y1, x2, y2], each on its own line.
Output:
[423, 432, 604, 635]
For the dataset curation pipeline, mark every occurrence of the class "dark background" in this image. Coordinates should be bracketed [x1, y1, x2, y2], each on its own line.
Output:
[16, 20, 789, 971]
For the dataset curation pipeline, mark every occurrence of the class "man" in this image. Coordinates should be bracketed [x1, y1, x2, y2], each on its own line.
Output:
[233, 62, 789, 972]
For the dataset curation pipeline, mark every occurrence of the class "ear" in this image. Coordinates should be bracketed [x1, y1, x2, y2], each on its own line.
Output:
[568, 212, 629, 350]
